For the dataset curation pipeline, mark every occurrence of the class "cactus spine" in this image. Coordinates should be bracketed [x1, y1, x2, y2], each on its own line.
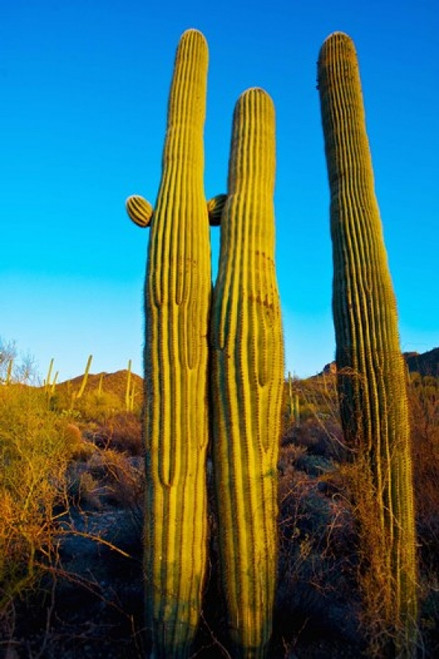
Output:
[317, 32, 417, 654]
[211, 88, 284, 657]
[130, 29, 211, 657]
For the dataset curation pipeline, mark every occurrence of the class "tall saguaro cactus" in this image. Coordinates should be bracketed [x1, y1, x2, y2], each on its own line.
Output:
[127, 29, 211, 657]
[211, 88, 284, 657]
[317, 32, 417, 654]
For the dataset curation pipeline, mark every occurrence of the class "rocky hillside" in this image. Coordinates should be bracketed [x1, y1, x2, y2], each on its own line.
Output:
[403, 347, 439, 377]
[320, 347, 438, 378]
[57, 369, 143, 400]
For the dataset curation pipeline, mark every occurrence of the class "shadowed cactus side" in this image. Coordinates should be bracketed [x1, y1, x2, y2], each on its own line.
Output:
[211, 88, 284, 657]
[318, 32, 418, 655]
[126, 29, 211, 657]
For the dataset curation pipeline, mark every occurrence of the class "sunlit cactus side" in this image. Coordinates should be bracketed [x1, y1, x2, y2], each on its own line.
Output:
[126, 29, 211, 657]
[126, 194, 153, 228]
[128, 188, 225, 228]
[211, 88, 284, 657]
[318, 32, 418, 655]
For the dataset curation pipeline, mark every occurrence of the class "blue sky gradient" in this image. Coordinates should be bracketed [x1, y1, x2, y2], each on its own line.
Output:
[1, 0, 437, 380]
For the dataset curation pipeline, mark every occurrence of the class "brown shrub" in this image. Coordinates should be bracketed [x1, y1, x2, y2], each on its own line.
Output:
[90, 413, 143, 456]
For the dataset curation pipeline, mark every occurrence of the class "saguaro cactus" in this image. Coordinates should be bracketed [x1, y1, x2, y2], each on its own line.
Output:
[126, 29, 211, 657]
[211, 88, 284, 657]
[317, 32, 417, 654]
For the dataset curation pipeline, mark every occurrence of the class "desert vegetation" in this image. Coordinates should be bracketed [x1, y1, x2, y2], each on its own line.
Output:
[1, 27, 438, 659]
[1, 345, 438, 657]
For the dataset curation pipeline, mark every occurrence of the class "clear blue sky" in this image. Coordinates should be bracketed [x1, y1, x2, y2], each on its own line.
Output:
[1, 0, 437, 381]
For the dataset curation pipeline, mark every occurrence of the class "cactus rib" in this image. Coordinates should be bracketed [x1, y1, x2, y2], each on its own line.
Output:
[142, 29, 211, 657]
[211, 87, 284, 657]
[318, 31, 418, 655]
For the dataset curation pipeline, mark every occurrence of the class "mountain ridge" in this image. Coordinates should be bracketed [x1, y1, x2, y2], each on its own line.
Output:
[58, 347, 438, 391]
[319, 347, 438, 378]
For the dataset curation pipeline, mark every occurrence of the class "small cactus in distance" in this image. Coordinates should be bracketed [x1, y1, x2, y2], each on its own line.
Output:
[318, 31, 418, 655]
[125, 359, 132, 411]
[211, 87, 284, 657]
[97, 372, 104, 398]
[76, 354, 93, 399]
[287, 371, 300, 427]
[5, 359, 13, 385]
[44, 358, 55, 392]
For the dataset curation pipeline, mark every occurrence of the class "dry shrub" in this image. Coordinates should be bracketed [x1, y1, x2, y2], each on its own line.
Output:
[410, 374, 439, 561]
[0, 384, 73, 626]
[333, 455, 423, 658]
[281, 373, 348, 462]
[276, 463, 360, 651]
[64, 423, 97, 462]
[99, 450, 144, 511]
[278, 443, 307, 474]
[78, 471, 103, 509]
[67, 447, 144, 514]
[338, 461, 392, 645]
[50, 386, 124, 422]
[409, 374, 439, 652]
[91, 412, 143, 455]
[74, 390, 124, 422]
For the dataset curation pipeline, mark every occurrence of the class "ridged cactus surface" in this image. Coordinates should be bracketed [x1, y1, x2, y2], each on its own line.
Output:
[318, 32, 417, 653]
[211, 88, 284, 657]
[140, 29, 211, 657]
[126, 194, 153, 227]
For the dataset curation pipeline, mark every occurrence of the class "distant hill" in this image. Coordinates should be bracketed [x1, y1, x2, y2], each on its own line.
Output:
[56, 369, 143, 403]
[320, 347, 438, 378]
[57, 347, 438, 397]
[403, 347, 439, 377]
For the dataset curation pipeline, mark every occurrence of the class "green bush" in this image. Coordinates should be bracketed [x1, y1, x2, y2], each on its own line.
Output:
[0, 384, 72, 615]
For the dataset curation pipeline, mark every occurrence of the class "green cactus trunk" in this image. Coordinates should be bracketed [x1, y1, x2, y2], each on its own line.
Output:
[143, 29, 211, 657]
[211, 88, 284, 657]
[318, 32, 417, 655]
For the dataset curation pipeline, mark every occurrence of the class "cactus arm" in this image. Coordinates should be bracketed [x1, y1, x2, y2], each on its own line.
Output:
[207, 193, 227, 225]
[211, 87, 284, 657]
[126, 194, 153, 227]
[318, 32, 417, 654]
[142, 29, 211, 657]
